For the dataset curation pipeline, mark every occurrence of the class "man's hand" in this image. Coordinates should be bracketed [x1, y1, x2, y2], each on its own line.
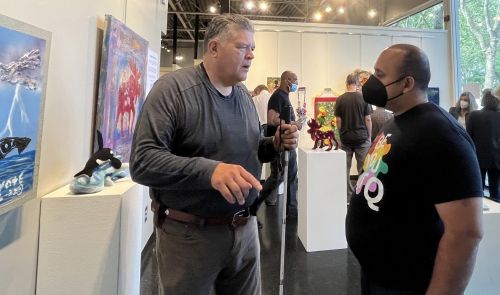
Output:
[273, 122, 299, 151]
[211, 163, 262, 205]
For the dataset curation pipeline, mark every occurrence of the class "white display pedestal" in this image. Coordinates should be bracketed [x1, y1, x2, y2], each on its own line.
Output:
[297, 148, 347, 252]
[466, 198, 500, 295]
[37, 179, 143, 295]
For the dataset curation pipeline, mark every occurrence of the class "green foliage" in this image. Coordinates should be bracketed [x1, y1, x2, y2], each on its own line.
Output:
[390, 1, 500, 90]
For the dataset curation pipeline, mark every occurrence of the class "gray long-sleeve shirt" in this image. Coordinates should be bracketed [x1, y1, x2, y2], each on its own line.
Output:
[130, 64, 277, 217]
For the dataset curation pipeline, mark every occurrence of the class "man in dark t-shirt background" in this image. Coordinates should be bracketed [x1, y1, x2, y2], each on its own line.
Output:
[260, 71, 302, 218]
[334, 73, 372, 202]
[346, 44, 483, 294]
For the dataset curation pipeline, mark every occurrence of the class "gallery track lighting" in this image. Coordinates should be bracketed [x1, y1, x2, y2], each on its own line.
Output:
[368, 9, 377, 18]
[258, 1, 269, 12]
[325, 6, 332, 13]
[175, 55, 184, 61]
[245, 1, 255, 10]
[314, 12, 322, 21]
[338, 6, 345, 14]
[209, 6, 217, 13]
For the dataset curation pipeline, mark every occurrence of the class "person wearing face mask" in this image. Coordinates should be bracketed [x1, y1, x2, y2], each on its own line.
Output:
[346, 44, 483, 294]
[260, 71, 302, 218]
[466, 88, 500, 203]
[449, 91, 478, 128]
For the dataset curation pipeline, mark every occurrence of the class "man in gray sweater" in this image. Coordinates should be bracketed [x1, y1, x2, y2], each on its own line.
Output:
[130, 14, 298, 295]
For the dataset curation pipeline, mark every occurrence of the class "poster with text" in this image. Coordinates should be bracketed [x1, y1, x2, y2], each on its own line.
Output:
[0, 14, 51, 215]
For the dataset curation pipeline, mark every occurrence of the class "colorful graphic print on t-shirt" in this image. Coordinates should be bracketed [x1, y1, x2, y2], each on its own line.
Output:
[355, 133, 392, 212]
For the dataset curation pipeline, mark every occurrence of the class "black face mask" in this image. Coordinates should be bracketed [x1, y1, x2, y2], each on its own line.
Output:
[362, 75, 407, 107]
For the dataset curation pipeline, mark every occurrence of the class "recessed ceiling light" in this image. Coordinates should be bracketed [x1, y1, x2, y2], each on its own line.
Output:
[368, 9, 377, 18]
[314, 12, 322, 21]
[209, 6, 217, 13]
[338, 6, 345, 14]
[245, 1, 255, 10]
[325, 6, 332, 13]
[259, 1, 269, 11]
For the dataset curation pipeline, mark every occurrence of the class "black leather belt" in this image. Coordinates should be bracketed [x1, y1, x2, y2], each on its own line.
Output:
[164, 207, 251, 228]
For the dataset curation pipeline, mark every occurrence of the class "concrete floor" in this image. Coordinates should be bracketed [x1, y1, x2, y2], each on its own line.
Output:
[140, 198, 362, 295]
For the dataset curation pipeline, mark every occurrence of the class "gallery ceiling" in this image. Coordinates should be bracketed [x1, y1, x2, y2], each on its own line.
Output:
[164, 0, 440, 44]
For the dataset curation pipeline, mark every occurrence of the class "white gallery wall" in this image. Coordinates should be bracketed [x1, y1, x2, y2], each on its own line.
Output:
[246, 21, 451, 148]
[0, 1, 167, 294]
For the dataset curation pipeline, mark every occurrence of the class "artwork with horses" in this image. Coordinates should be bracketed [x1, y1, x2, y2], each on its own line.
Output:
[0, 14, 50, 214]
[95, 15, 148, 162]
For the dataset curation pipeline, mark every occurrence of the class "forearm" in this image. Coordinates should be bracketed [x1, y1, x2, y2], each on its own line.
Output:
[426, 232, 481, 294]
[130, 142, 219, 190]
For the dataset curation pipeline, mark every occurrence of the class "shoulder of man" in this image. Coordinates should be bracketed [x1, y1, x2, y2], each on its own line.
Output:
[155, 66, 201, 93]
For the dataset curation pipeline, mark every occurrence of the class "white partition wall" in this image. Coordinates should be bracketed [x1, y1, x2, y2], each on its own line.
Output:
[360, 35, 392, 71]
[328, 34, 361, 93]
[248, 21, 452, 148]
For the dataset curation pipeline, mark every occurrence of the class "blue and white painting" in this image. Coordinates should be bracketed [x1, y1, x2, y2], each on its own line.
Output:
[0, 15, 49, 213]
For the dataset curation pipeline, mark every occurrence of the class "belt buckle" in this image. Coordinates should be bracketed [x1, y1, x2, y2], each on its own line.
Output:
[231, 209, 250, 228]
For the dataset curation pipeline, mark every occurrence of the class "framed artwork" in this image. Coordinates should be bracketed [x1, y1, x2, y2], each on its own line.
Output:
[266, 77, 280, 93]
[314, 96, 339, 139]
[427, 87, 439, 105]
[95, 15, 149, 162]
[0, 14, 51, 215]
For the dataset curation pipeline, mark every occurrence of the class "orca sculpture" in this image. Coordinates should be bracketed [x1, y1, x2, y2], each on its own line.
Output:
[74, 130, 121, 177]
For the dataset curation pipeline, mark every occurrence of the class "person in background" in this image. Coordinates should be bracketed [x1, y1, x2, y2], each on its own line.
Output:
[467, 88, 500, 202]
[449, 91, 478, 128]
[260, 71, 301, 219]
[334, 73, 372, 201]
[370, 106, 394, 142]
[129, 14, 298, 294]
[347, 44, 483, 295]
[252, 84, 271, 135]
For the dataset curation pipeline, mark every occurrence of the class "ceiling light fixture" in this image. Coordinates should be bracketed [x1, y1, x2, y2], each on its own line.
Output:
[209, 6, 217, 13]
[325, 6, 332, 13]
[175, 55, 184, 61]
[368, 9, 377, 18]
[338, 6, 345, 14]
[245, 1, 255, 10]
[314, 12, 322, 21]
[259, 1, 269, 12]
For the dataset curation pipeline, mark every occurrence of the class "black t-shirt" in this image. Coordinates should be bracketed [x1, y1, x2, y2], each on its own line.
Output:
[266, 89, 296, 137]
[346, 102, 483, 292]
[334, 91, 372, 145]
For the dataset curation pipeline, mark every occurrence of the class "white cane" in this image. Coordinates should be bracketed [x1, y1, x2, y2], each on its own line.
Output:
[278, 105, 292, 295]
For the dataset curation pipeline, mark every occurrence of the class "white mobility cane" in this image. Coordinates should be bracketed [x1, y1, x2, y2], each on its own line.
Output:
[279, 105, 292, 295]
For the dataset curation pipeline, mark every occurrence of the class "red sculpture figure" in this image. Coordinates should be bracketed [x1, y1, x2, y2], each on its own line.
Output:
[116, 60, 142, 137]
[307, 119, 339, 151]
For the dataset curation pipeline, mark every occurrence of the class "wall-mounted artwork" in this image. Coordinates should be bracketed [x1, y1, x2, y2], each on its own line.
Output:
[95, 15, 148, 162]
[266, 77, 280, 93]
[427, 87, 439, 105]
[314, 96, 339, 147]
[0, 14, 51, 215]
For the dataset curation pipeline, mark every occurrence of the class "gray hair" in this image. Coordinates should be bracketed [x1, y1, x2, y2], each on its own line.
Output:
[203, 14, 254, 51]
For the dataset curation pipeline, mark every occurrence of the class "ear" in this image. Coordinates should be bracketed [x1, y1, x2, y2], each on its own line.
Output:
[403, 76, 416, 93]
[207, 38, 219, 57]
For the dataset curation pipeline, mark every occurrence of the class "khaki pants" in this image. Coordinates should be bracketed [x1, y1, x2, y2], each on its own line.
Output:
[155, 216, 261, 295]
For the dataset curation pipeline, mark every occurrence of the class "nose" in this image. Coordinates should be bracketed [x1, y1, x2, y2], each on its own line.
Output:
[246, 49, 254, 60]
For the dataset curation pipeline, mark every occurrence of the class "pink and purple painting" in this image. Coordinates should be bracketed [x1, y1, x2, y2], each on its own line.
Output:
[95, 15, 148, 162]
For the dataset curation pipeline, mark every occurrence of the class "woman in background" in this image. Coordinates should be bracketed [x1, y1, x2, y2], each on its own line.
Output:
[449, 91, 478, 128]
[466, 88, 500, 202]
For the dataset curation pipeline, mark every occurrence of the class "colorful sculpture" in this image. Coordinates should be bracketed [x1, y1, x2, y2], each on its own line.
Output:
[307, 119, 339, 151]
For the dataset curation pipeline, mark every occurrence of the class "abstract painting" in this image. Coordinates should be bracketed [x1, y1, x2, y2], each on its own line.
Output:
[95, 15, 148, 162]
[0, 14, 51, 215]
